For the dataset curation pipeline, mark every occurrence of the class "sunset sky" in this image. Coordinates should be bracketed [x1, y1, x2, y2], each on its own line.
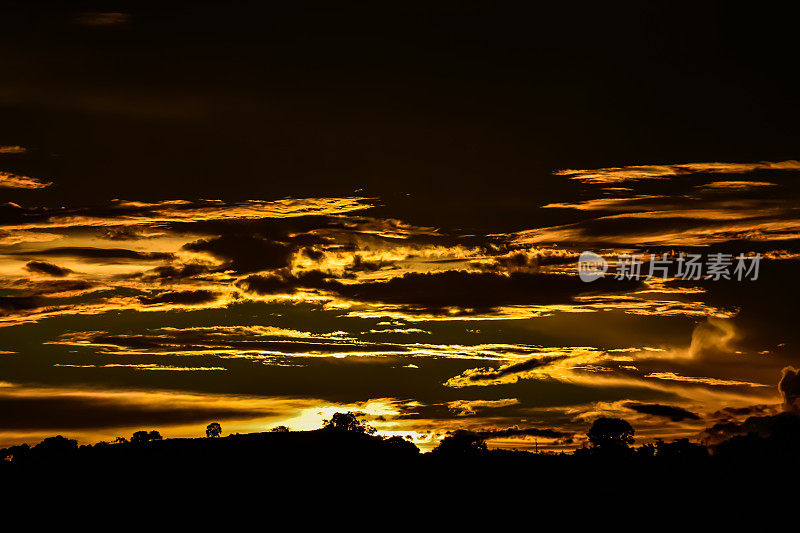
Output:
[2, 3, 800, 451]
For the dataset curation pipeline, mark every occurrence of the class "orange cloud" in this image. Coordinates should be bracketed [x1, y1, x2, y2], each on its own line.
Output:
[556, 160, 800, 184]
[0, 171, 51, 189]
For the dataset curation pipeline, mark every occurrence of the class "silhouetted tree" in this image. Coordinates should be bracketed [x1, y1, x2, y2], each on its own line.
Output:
[270, 425, 290, 432]
[33, 435, 78, 454]
[654, 438, 708, 459]
[587, 417, 634, 454]
[1, 443, 29, 463]
[432, 430, 487, 456]
[322, 412, 376, 434]
[384, 436, 421, 456]
[636, 442, 656, 457]
[206, 422, 222, 438]
[131, 430, 162, 445]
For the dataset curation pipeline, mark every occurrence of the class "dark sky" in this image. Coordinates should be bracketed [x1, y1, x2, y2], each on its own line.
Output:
[2, 3, 799, 214]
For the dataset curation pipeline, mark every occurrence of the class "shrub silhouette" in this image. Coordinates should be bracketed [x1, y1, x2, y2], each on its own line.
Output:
[654, 438, 708, 459]
[432, 430, 487, 456]
[131, 430, 162, 445]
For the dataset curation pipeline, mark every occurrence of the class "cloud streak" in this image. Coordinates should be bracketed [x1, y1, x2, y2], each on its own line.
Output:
[556, 160, 800, 184]
[0, 171, 51, 189]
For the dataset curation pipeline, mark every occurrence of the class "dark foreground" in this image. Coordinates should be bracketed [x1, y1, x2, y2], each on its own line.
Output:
[2, 426, 793, 507]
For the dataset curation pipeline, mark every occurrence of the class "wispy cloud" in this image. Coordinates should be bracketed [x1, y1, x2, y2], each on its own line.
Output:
[555, 160, 800, 184]
[698, 181, 778, 191]
[53, 364, 227, 372]
[447, 398, 520, 416]
[0, 171, 51, 189]
[644, 372, 768, 387]
[1, 197, 374, 232]
[0, 146, 26, 154]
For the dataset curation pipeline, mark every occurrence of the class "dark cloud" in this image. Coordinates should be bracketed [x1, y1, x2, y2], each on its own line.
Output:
[235, 269, 641, 314]
[710, 405, 778, 421]
[137, 290, 219, 306]
[700, 371, 800, 447]
[55, 328, 410, 355]
[182, 234, 292, 273]
[475, 426, 574, 443]
[345, 255, 395, 273]
[234, 268, 339, 297]
[21, 280, 94, 296]
[700, 411, 800, 448]
[24, 260, 72, 277]
[480, 355, 567, 380]
[235, 271, 298, 295]
[0, 296, 40, 314]
[139, 263, 214, 282]
[472, 250, 551, 273]
[0, 295, 44, 317]
[464, 354, 569, 383]
[623, 402, 700, 422]
[97, 227, 153, 241]
[333, 271, 640, 310]
[18, 247, 174, 261]
[0, 394, 266, 431]
[301, 247, 325, 261]
[779, 366, 800, 410]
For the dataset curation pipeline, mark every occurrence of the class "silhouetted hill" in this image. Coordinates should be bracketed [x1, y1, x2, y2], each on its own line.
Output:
[5, 409, 800, 505]
[1, 426, 791, 503]
[2, 428, 419, 479]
